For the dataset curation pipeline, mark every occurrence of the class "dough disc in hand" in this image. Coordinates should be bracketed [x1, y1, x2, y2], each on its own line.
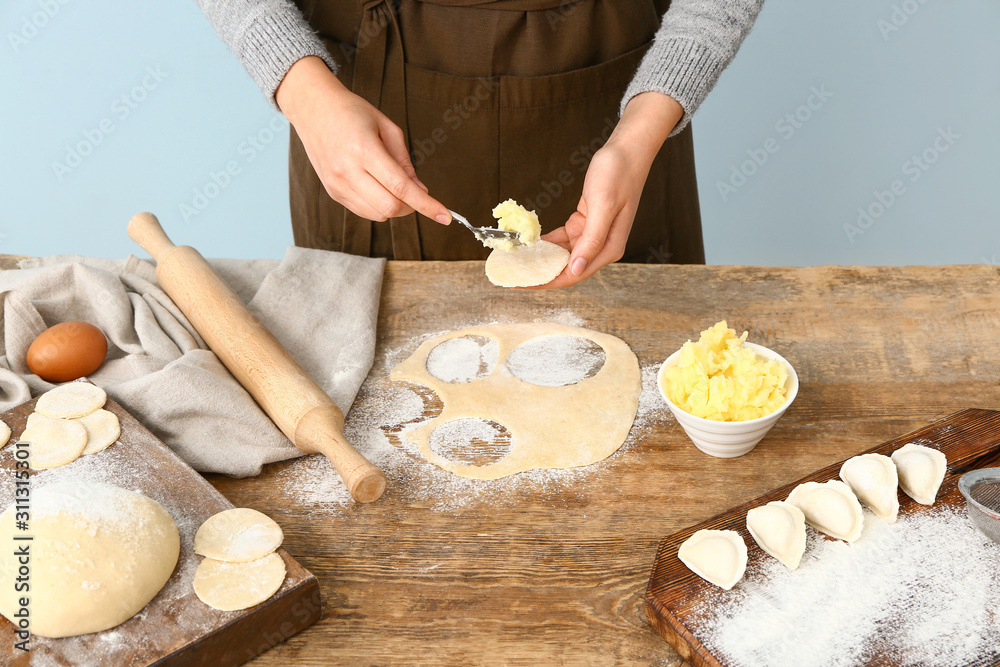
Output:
[35, 382, 107, 418]
[19, 417, 88, 469]
[195, 508, 284, 562]
[194, 553, 286, 611]
[485, 240, 570, 287]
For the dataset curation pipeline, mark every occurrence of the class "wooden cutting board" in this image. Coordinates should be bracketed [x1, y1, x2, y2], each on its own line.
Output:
[0, 393, 322, 666]
[645, 408, 1000, 667]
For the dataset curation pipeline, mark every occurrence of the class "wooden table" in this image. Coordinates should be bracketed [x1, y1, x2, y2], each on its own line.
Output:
[4, 256, 1000, 665]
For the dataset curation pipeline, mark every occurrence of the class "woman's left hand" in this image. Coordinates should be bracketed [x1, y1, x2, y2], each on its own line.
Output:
[536, 91, 684, 289]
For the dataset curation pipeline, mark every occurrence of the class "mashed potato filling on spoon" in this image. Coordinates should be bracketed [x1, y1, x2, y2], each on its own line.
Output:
[484, 199, 569, 287]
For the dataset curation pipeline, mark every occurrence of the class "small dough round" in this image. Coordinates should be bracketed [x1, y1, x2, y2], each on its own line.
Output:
[194, 553, 286, 611]
[0, 482, 179, 638]
[19, 417, 88, 469]
[195, 508, 284, 562]
[35, 382, 107, 418]
[79, 409, 121, 455]
[485, 240, 570, 288]
[0, 420, 9, 446]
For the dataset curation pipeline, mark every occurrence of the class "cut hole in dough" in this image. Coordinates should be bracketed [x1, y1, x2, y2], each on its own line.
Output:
[195, 508, 284, 563]
[194, 552, 286, 612]
[485, 240, 570, 288]
[20, 417, 88, 469]
[35, 382, 106, 418]
[0, 482, 179, 638]
[429, 418, 512, 467]
[425, 335, 498, 384]
[506, 335, 606, 387]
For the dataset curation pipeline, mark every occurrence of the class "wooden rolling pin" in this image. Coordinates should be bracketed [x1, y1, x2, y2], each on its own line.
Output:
[128, 212, 386, 503]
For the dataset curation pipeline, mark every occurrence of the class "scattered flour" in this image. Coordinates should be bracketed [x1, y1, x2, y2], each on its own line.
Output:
[278, 316, 673, 513]
[689, 505, 1000, 667]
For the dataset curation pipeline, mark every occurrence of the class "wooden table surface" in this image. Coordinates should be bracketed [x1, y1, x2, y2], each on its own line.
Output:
[4, 256, 1000, 665]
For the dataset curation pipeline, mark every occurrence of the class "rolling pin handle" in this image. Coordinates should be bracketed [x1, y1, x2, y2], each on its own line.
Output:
[128, 212, 177, 261]
[296, 405, 388, 503]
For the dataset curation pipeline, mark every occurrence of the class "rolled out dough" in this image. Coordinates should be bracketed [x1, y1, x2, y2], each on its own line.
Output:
[194, 553, 287, 611]
[0, 482, 179, 638]
[35, 382, 107, 418]
[195, 508, 283, 563]
[19, 417, 88, 469]
[391, 323, 640, 479]
[485, 241, 570, 287]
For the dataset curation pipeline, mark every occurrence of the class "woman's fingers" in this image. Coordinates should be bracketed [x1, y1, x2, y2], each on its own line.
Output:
[375, 119, 450, 224]
[566, 193, 619, 277]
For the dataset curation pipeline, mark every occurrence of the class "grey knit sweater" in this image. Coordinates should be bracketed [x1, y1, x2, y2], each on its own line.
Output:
[196, 0, 764, 137]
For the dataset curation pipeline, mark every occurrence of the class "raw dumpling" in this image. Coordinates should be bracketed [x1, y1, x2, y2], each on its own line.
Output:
[746, 501, 807, 570]
[677, 529, 748, 590]
[786, 480, 864, 543]
[891, 443, 947, 505]
[839, 453, 900, 523]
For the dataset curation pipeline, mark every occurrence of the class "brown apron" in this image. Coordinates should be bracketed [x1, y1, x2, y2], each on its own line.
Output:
[290, 0, 704, 263]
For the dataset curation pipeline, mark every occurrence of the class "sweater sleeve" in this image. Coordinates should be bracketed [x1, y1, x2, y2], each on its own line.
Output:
[621, 0, 766, 136]
[194, 0, 339, 110]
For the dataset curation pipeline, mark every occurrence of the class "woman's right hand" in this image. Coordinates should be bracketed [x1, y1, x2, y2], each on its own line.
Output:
[276, 56, 452, 225]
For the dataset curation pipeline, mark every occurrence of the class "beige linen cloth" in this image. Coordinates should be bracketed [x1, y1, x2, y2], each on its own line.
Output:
[0, 249, 385, 477]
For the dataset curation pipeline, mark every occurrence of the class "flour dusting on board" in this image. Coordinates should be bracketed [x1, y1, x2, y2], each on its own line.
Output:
[688, 505, 1000, 667]
[278, 315, 671, 512]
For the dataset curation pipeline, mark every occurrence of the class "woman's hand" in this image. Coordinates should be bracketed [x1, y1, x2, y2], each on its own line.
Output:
[276, 56, 451, 225]
[536, 91, 684, 289]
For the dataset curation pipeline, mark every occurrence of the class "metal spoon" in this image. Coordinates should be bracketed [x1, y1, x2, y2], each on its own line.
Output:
[449, 210, 524, 249]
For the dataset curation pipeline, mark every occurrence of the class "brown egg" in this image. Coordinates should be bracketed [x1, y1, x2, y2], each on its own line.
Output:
[26, 321, 108, 382]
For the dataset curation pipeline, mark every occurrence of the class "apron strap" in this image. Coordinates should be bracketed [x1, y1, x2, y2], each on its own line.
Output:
[342, 0, 422, 260]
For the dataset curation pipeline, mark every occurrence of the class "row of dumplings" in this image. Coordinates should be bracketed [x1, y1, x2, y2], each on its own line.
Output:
[678, 443, 948, 590]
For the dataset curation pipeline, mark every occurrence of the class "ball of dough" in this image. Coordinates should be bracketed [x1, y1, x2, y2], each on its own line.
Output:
[195, 508, 283, 562]
[485, 240, 570, 288]
[0, 420, 10, 447]
[19, 417, 88, 469]
[194, 553, 286, 611]
[35, 382, 107, 419]
[0, 482, 179, 638]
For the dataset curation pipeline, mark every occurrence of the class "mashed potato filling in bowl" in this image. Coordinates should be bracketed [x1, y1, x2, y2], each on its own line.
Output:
[663, 321, 788, 421]
[658, 321, 798, 458]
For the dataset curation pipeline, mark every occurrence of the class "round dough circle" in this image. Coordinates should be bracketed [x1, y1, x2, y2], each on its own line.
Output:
[19, 417, 88, 469]
[0, 481, 180, 638]
[485, 240, 570, 287]
[195, 508, 284, 563]
[35, 382, 107, 418]
[194, 553, 286, 611]
[0, 420, 10, 446]
[79, 409, 121, 455]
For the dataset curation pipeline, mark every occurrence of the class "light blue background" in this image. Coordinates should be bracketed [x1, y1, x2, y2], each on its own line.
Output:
[1, 0, 997, 265]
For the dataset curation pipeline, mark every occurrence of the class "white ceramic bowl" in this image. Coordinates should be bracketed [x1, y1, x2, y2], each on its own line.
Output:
[657, 342, 799, 458]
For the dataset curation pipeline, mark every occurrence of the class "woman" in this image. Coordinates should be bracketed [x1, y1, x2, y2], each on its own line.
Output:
[197, 0, 763, 288]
